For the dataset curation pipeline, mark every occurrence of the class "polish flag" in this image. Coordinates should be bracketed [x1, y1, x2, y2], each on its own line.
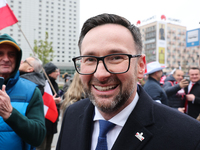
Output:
[43, 80, 58, 123]
[0, 0, 18, 30]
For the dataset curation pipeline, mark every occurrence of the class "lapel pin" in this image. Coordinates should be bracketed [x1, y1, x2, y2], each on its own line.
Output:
[135, 132, 145, 141]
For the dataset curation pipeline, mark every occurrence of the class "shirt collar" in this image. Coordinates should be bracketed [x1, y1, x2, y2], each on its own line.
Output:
[93, 92, 139, 127]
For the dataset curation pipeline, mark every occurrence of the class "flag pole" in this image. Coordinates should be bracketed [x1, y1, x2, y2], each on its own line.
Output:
[16, 23, 36, 56]
[16, 23, 57, 95]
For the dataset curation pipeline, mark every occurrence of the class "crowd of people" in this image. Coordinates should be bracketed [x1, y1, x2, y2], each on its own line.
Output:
[1, 13, 200, 150]
[142, 61, 200, 119]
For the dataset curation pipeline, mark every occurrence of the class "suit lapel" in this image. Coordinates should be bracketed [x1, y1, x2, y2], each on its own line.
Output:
[112, 87, 154, 150]
[76, 87, 155, 150]
[77, 100, 94, 150]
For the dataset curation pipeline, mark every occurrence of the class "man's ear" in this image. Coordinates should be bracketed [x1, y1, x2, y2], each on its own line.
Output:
[27, 67, 34, 72]
[137, 54, 146, 79]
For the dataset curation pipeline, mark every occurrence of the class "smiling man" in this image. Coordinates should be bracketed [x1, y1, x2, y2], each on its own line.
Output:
[184, 67, 200, 118]
[0, 34, 46, 150]
[57, 14, 200, 150]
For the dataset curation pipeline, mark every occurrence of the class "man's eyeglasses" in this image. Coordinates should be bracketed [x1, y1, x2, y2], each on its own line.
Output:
[72, 53, 141, 75]
[24, 60, 33, 67]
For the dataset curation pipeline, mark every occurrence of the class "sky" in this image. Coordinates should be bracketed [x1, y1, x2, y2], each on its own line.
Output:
[80, 0, 200, 31]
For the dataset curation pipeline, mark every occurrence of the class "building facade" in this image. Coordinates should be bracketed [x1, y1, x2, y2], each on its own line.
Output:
[0, 0, 80, 79]
[138, 17, 199, 74]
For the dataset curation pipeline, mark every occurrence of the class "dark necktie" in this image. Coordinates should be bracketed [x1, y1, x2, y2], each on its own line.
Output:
[95, 120, 116, 150]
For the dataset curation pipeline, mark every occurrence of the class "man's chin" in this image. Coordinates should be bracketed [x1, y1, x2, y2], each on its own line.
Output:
[90, 95, 116, 112]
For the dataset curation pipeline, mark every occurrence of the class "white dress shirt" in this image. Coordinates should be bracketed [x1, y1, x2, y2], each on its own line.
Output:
[188, 81, 196, 103]
[188, 81, 195, 93]
[91, 92, 139, 150]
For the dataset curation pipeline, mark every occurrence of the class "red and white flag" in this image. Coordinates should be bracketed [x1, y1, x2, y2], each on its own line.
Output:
[43, 80, 58, 123]
[0, 0, 18, 30]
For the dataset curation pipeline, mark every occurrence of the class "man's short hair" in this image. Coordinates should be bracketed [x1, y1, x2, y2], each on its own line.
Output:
[31, 56, 43, 73]
[189, 67, 200, 72]
[78, 13, 142, 55]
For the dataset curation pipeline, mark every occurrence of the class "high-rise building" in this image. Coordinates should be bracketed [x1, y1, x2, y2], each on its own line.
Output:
[185, 28, 200, 71]
[0, 0, 80, 76]
[138, 15, 199, 73]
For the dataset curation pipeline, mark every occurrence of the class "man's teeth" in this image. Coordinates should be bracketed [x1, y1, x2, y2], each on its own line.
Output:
[94, 85, 116, 91]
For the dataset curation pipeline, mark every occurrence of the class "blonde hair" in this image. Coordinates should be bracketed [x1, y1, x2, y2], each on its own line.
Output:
[61, 72, 85, 114]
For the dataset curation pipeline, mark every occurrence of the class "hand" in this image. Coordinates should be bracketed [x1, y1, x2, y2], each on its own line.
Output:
[179, 79, 189, 88]
[178, 107, 185, 113]
[186, 94, 195, 101]
[0, 85, 13, 119]
[53, 94, 61, 104]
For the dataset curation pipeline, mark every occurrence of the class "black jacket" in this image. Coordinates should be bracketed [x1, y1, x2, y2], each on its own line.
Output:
[184, 80, 200, 118]
[163, 75, 185, 108]
[57, 86, 200, 150]
[143, 77, 168, 105]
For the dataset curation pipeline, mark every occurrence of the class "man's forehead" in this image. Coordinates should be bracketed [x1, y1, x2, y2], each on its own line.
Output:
[189, 69, 200, 74]
[0, 43, 18, 52]
[175, 70, 183, 75]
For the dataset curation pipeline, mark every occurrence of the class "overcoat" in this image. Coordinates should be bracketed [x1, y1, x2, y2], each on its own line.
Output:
[57, 85, 200, 150]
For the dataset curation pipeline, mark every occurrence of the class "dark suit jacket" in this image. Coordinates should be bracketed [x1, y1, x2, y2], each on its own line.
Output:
[184, 80, 200, 118]
[57, 86, 200, 150]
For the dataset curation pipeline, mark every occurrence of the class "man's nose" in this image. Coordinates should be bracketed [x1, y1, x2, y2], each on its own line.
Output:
[2, 54, 9, 61]
[93, 62, 111, 80]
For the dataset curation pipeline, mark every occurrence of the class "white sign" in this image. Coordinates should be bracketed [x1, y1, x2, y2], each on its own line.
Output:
[187, 30, 199, 43]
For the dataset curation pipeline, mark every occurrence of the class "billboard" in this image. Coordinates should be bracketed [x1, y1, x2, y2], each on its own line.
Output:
[156, 22, 167, 65]
[186, 28, 200, 47]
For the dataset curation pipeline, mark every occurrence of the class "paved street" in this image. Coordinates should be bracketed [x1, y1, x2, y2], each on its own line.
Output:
[51, 116, 62, 150]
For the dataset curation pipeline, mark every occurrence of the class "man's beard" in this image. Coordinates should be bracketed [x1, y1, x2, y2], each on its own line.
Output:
[84, 72, 137, 113]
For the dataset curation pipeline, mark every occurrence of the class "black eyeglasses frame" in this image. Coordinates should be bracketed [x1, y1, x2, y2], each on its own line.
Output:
[72, 53, 141, 75]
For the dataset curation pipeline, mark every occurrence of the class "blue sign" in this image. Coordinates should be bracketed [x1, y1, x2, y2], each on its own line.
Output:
[186, 28, 200, 47]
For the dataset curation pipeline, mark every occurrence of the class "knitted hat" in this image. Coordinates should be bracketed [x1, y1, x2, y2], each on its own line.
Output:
[44, 62, 58, 75]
